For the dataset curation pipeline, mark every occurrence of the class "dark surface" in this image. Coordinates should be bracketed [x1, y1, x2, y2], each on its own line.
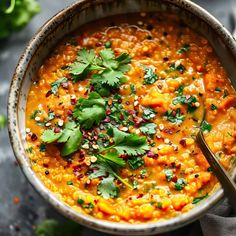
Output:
[0, 0, 235, 235]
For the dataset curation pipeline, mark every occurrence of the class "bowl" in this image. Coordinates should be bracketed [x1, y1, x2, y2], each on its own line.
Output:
[8, 0, 236, 235]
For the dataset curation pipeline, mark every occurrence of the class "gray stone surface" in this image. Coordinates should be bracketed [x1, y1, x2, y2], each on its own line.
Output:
[0, 0, 235, 235]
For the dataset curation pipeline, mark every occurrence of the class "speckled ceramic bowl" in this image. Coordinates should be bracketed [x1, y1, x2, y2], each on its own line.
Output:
[8, 0, 236, 235]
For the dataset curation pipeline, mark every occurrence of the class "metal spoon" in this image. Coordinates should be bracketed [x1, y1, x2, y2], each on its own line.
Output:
[196, 131, 236, 211]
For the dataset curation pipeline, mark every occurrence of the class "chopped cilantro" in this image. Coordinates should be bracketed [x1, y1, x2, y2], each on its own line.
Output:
[51, 77, 68, 95]
[39, 143, 46, 152]
[164, 169, 173, 182]
[67, 181, 73, 185]
[30, 110, 40, 119]
[211, 104, 218, 111]
[128, 157, 144, 170]
[140, 123, 157, 137]
[73, 92, 106, 129]
[223, 90, 229, 98]
[143, 67, 158, 85]
[177, 44, 190, 54]
[175, 178, 187, 190]
[169, 63, 186, 73]
[200, 120, 212, 132]
[130, 84, 136, 94]
[140, 168, 147, 178]
[48, 112, 55, 121]
[207, 167, 213, 172]
[77, 198, 94, 208]
[172, 95, 197, 112]
[77, 198, 84, 205]
[177, 84, 184, 95]
[215, 87, 221, 92]
[133, 180, 138, 189]
[164, 108, 185, 124]
[142, 107, 157, 120]
[157, 202, 163, 209]
[192, 194, 208, 204]
[104, 41, 112, 48]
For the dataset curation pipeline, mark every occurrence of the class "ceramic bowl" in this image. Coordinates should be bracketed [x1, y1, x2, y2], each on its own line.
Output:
[8, 0, 236, 235]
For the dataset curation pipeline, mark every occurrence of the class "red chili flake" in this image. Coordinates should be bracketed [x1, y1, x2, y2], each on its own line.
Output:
[77, 174, 84, 180]
[147, 151, 155, 157]
[45, 170, 49, 175]
[172, 110, 177, 117]
[103, 117, 110, 123]
[84, 89, 89, 95]
[61, 82, 69, 89]
[163, 57, 169, 62]
[31, 133, 37, 141]
[176, 163, 181, 169]
[163, 128, 173, 135]
[73, 165, 82, 174]
[137, 193, 144, 199]
[93, 32, 102, 39]
[116, 179, 122, 185]
[13, 196, 20, 204]
[186, 95, 191, 100]
[157, 84, 163, 89]
[96, 41, 103, 47]
[71, 98, 76, 105]
[67, 109, 73, 116]
[90, 86, 96, 92]
[43, 164, 49, 168]
[179, 139, 187, 147]
[119, 114, 124, 120]
[172, 175, 178, 183]
[106, 110, 112, 115]
[79, 150, 85, 158]
[120, 153, 128, 159]
[54, 127, 61, 133]
[125, 101, 130, 105]
[46, 90, 52, 97]
[94, 199, 98, 204]
[128, 109, 136, 115]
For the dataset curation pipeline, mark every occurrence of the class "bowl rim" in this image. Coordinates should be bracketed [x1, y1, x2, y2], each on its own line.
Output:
[7, 0, 236, 234]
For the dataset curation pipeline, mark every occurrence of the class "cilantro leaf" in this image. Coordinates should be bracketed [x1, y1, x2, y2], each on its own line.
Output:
[98, 175, 119, 199]
[99, 151, 125, 167]
[172, 95, 197, 113]
[177, 85, 184, 96]
[177, 44, 190, 54]
[73, 92, 106, 129]
[41, 129, 62, 143]
[142, 107, 157, 120]
[175, 178, 187, 190]
[51, 78, 67, 95]
[200, 120, 212, 132]
[143, 67, 158, 85]
[128, 157, 144, 170]
[164, 108, 185, 124]
[164, 169, 173, 182]
[140, 123, 157, 136]
[192, 194, 208, 204]
[107, 126, 149, 156]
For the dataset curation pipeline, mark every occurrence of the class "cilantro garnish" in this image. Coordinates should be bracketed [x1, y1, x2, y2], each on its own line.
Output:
[164, 108, 185, 124]
[128, 157, 144, 170]
[140, 123, 157, 137]
[172, 95, 198, 113]
[143, 67, 158, 85]
[211, 104, 218, 111]
[142, 107, 157, 120]
[175, 178, 187, 190]
[200, 120, 212, 132]
[177, 44, 190, 54]
[104, 41, 112, 48]
[130, 84, 136, 95]
[192, 193, 208, 204]
[39, 143, 46, 152]
[169, 63, 186, 73]
[73, 92, 106, 129]
[223, 90, 229, 98]
[164, 169, 173, 182]
[98, 175, 119, 199]
[177, 84, 184, 95]
[51, 77, 68, 95]
[30, 110, 40, 119]
[48, 112, 55, 121]
[77, 198, 95, 208]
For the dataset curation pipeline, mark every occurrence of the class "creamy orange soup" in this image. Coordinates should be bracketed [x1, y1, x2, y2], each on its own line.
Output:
[25, 13, 236, 223]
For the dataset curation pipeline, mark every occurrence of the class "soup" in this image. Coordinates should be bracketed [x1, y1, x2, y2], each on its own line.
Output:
[25, 13, 236, 223]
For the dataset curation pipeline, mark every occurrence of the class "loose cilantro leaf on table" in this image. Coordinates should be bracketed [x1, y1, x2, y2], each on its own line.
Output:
[192, 194, 208, 204]
[51, 77, 68, 95]
[142, 107, 156, 120]
[143, 67, 158, 85]
[172, 95, 197, 112]
[73, 92, 106, 129]
[140, 123, 157, 137]
[164, 108, 185, 124]
[200, 120, 212, 132]
[164, 169, 173, 182]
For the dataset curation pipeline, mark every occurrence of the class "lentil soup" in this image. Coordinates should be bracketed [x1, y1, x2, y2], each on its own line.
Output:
[25, 13, 236, 223]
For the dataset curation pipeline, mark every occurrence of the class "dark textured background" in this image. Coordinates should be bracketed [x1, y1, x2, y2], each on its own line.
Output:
[0, 0, 235, 235]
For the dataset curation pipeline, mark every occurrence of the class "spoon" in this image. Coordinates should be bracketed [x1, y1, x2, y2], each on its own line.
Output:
[196, 131, 236, 211]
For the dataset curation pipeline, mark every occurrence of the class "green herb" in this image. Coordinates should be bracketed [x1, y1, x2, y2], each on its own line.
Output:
[48, 112, 55, 121]
[41, 129, 62, 143]
[223, 89, 229, 98]
[175, 178, 187, 190]
[200, 120, 212, 132]
[178, 44, 190, 54]
[172, 95, 197, 112]
[98, 175, 119, 199]
[39, 143, 46, 152]
[35, 219, 81, 236]
[130, 84, 136, 94]
[140, 168, 147, 178]
[73, 92, 106, 129]
[142, 107, 156, 120]
[140, 123, 157, 137]
[77, 198, 94, 208]
[143, 67, 158, 85]
[26, 146, 33, 153]
[164, 108, 185, 124]
[169, 63, 186, 73]
[133, 180, 138, 189]
[51, 78, 68, 95]
[177, 85, 184, 95]
[77, 198, 84, 205]
[215, 87, 221, 92]
[211, 104, 218, 111]
[157, 202, 163, 209]
[192, 194, 208, 204]
[0, 114, 7, 129]
[207, 167, 213, 172]
[104, 41, 112, 48]
[30, 110, 40, 119]
[67, 181, 73, 185]
[0, 0, 41, 39]
[128, 157, 144, 170]
[164, 169, 173, 182]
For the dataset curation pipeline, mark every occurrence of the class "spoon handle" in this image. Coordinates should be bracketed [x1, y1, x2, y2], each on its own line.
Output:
[197, 131, 236, 210]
